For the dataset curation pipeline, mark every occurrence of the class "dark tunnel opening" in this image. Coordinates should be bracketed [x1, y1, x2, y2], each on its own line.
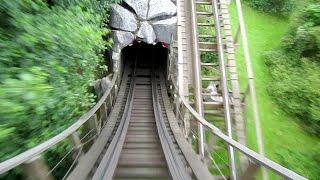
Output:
[121, 41, 168, 75]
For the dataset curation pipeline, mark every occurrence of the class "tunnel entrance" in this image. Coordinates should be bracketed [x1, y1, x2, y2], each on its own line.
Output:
[121, 41, 168, 75]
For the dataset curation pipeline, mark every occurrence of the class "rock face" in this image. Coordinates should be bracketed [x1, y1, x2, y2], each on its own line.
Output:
[110, 4, 138, 32]
[124, 0, 149, 20]
[112, 31, 135, 53]
[94, 75, 112, 100]
[109, 0, 177, 53]
[148, 0, 177, 19]
[137, 22, 156, 44]
[152, 17, 177, 44]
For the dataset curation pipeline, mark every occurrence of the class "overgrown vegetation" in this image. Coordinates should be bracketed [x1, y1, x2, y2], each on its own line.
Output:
[0, 0, 119, 178]
[276, 146, 320, 179]
[245, 0, 294, 15]
[265, 4, 320, 135]
[229, 2, 320, 179]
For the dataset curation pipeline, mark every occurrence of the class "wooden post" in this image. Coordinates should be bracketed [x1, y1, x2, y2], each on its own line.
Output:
[174, 94, 180, 123]
[104, 101, 109, 116]
[114, 85, 118, 98]
[241, 162, 260, 180]
[112, 88, 116, 104]
[234, 24, 241, 45]
[106, 96, 112, 114]
[70, 132, 81, 148]
[82, 114, 99, 152]
[22, 156, 54, 180]
[109, 92, 114, 107]
[88, 114, 100, 135]
[99, 102, 107, 126]
[69, 132, 84, 159]
[183, 109, 191, 139]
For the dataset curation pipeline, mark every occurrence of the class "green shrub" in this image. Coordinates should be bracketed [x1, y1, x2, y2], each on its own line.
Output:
[246, 0, 294, 15]
[265, 4, 320, 135]
[0, 0, 122, 178]
[0, 0, 118, 162]
[276, 145, 320, 179]
[265, 51, 320, 134]
[303, 4, 320, 25]
[282, 4, 320, 59]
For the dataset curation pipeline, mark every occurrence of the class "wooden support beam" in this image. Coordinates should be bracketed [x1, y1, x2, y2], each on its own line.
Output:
[99, 102, 107, 126]
[22, 156, 54, 180]
[69, 132, 84, 159]
[88, 114, 100, 135]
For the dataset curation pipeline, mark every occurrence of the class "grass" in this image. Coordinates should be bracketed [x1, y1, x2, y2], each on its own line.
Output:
[229, 2, 320, 179]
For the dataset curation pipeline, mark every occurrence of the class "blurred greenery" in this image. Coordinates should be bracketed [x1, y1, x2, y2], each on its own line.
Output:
[229, 1, 320, 179]
[245, 0, 294, 15]
[0, 0, 120, 178]
[265, 3, 320, 136]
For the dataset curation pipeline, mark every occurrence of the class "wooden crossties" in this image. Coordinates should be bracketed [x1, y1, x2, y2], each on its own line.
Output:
[178, 0, 248, 178]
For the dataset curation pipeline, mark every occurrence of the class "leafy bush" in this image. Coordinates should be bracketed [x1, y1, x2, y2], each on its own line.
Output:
[303, 4, 320, 25]
[276, 145, 320, 179]
[0, 0, 117, 162]
[265, 4, 320, 135]
[0, 0, 122, 179]
[282, 4, 320, 59]
[246, 0, 294, 15]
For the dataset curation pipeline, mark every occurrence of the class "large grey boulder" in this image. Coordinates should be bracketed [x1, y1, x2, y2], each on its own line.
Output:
[93, 79, 102, 99]
[112, 30, 135, 52]
[124, 0, 149, 20]
[148, 0, 177, 19]
[152, 17, 177, 44]
[93, 75, 112, 100]
[110, 4, 137, 32]
[101, 76, 112, 94]
[137, 22, 156, 44]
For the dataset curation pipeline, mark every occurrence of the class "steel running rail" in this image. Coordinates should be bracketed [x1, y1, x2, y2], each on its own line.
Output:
[0, 72, 120, 174]
[92, 67, 136, 180]
[151, 67, 192, 180]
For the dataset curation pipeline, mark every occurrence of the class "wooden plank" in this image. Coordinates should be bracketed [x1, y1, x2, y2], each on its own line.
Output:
[201, 76, 220, 81]
[203, 101, 224, 109]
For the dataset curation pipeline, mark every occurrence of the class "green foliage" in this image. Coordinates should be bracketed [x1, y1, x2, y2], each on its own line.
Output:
[0, 0, 117, 168]
[282, 4, 320, 59]
[44, 140, 73, 179]
[265, 51, 320, 134]
[265, 4, 320, 135]
[276, 144, 320, 179]
[200, 52, 218, 63]
[245, 0, 294, 15]
[0, 0, 121, 178]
